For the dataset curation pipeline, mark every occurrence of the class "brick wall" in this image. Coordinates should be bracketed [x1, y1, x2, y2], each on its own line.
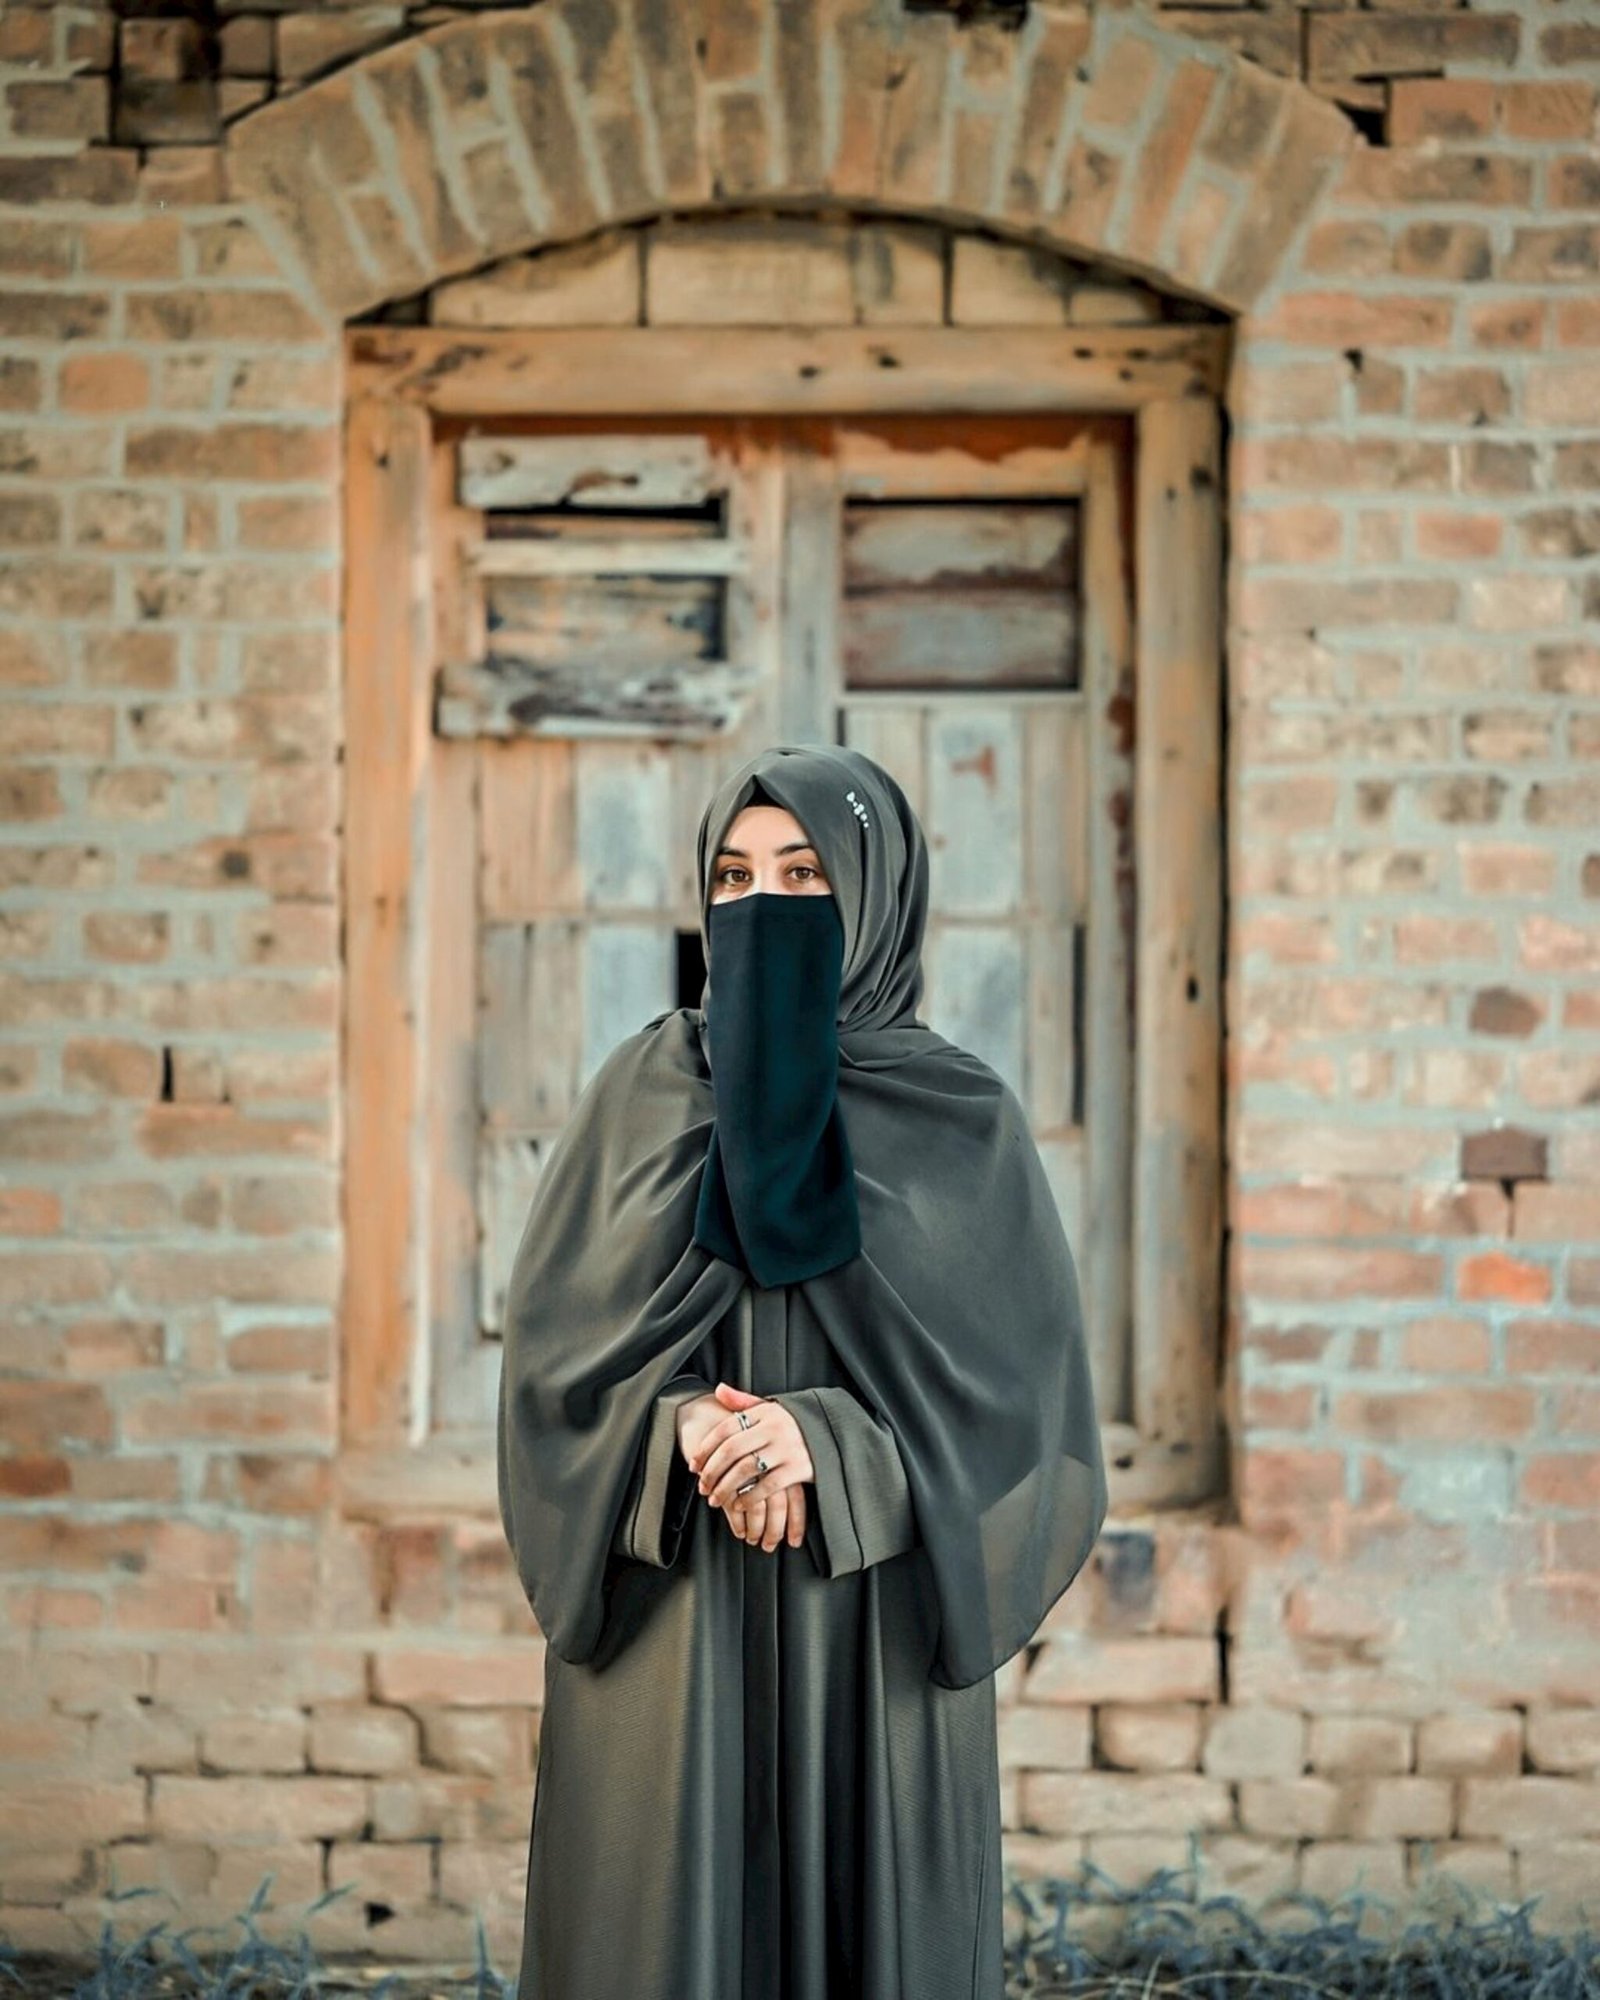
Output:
[2, 0, 1597, 1961]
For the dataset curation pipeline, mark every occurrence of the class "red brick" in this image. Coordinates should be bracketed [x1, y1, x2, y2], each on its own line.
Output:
[119, 16, 207, 84]
[0, 1381, 113, 1451]
[1462, 1776, 1600, 1841]
[5, 78, 109, 143]
[81, 218, 185, 283]
[1245, 1246, 1447, 1301]
[1417, 1713, 1522, 1776]
[1399, 1316, 1493, 1374]
[1388, 79, 1496, 145]
[1523, 915, 1600, 973]
[124, 424, 338, 482]
[1333, 1386, 1536, 1444]
[1500, 83, 1596, 141]
[1459, 1252, 1553, 1305]
[1451, 807, 1547, 879]
[0, 220, 77, 280]
[1468, 298, 1547, 349]
[0, 1185, 62, 1234]
[1257, 292, 1455, 348]
[0, 290, 111, 344]
[62, 1039, 163, 1098]
[1508, 1320, 1600, 1374]
[1513, 1183, 1600, 1242]
[125, 290, 325, 345]
[58, 354, 151, 416]
[371, 1646, 545, 1708]
[1525, 1708, 1600, 1774]
[152, 1775, 365, 1841]
[0, 8, 52, 62]
[1240, 1449, 1345, 1514]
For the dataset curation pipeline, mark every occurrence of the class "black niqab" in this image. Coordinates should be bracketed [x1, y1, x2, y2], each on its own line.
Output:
[692, 890, 861, 1287]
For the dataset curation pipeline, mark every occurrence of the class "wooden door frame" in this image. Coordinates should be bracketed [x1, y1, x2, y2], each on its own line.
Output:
[339, 322, 1229, 1520]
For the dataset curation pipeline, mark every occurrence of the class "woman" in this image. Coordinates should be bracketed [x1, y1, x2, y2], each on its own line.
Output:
[497, 741, 1108, 2000]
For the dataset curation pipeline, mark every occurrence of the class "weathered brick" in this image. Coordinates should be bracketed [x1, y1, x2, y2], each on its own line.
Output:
[125, 423, 339, 482]
[278, 9, 404, 83]
[126, 289, 325, 345]
[152, 1775, 365, 1841]
[1310, 13, 1520, 86]
[1027, 1637, 1219, 1707]
[1097, 1704, 1205, 1772]
[1302, 1841, 1407, 1900]
[1525, 1709, 1600, 1776]
[308, 1703, 419, 1776]
[79, 218, 182, 284]
[62, 1039, 164, 1098]
[116, 80, 219, 149]
[370, 1646, 543, 1708]
[1417, 1712, 1522, 1776]
[1023, 1770, 1232, 1837]
[1461, 1778, 1600, 1841]
[6, 77, 109, 143]
[1309, 1717, 1414, 1776]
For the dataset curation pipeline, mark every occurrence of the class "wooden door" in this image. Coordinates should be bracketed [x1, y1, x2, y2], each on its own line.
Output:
[422, 413, 1134, 1433]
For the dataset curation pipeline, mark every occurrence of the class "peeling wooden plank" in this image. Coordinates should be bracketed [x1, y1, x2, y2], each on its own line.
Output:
[843, 592, 1080, 691]
[479, 919, 583, 1131]
[926, 707, 1026, 917]
[467, 534, 750, 577]
[435, 653, 755, 739]
[837, 421, 1093, 497]
[1022, 696, 1087, 922]
[477, 1134, 547, 1338]
[924, 922, 1027, 1095]
[484, 568, 723, 667]
[581, 921, 676, 1086]
[479, 737, 582, 920]
[1027, 918, 1081, 1136]
[458, 429, 722, 509]
[574, 744, 674, 912]
[843, 500, 1077, 589]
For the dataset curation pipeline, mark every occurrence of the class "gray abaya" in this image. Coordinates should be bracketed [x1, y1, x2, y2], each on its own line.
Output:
[518, 1277, 1005, 2000]
[500, 742, 1107, 2000]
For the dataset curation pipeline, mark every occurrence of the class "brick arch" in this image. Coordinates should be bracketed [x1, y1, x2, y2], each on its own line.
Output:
[226, 0, 1354, 324]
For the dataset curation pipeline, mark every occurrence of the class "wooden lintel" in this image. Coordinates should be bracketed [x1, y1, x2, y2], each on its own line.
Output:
[346, 324, 1230, 416]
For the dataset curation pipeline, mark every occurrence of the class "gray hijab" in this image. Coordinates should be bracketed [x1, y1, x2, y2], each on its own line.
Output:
[496, 742, 1108, 1690]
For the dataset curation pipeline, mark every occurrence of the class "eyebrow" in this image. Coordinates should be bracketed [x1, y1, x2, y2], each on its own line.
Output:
[715, 840, 818, 860]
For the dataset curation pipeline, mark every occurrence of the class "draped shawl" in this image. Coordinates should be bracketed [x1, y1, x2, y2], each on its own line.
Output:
[496, 741, 1108, 1692]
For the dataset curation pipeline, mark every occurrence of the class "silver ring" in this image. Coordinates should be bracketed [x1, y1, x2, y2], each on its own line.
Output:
[736, 1411, 752, 1429]
[735, 1451, 769, 1499]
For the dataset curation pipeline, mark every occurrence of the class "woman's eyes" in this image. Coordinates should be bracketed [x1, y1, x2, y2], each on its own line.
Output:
[715, 864, 822, 887]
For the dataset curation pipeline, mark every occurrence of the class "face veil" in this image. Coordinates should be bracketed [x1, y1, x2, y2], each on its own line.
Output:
[496, 742, 1109, 1692]
[692, 890, 862, 1288]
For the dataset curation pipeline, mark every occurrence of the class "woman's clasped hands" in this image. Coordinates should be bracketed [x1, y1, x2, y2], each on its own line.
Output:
[677, 1381, 814, 1553]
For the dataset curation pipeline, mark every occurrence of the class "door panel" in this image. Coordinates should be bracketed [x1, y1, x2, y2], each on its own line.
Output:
[432, 414, 1134, 1432]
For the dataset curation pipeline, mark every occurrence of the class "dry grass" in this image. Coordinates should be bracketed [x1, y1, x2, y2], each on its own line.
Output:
[0, 1848, 1596, 1999]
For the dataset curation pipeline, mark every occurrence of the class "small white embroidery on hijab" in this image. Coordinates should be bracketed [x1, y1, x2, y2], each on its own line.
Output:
[845, 788, 871, 828]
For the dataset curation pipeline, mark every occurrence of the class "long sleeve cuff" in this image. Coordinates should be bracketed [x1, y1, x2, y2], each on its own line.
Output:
[610, 1373, 716, 1567]
[774, 1385, 918, 1577]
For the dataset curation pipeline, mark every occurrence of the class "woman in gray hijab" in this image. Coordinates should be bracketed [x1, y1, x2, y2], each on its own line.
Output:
[497, 741, 1108, 2000]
